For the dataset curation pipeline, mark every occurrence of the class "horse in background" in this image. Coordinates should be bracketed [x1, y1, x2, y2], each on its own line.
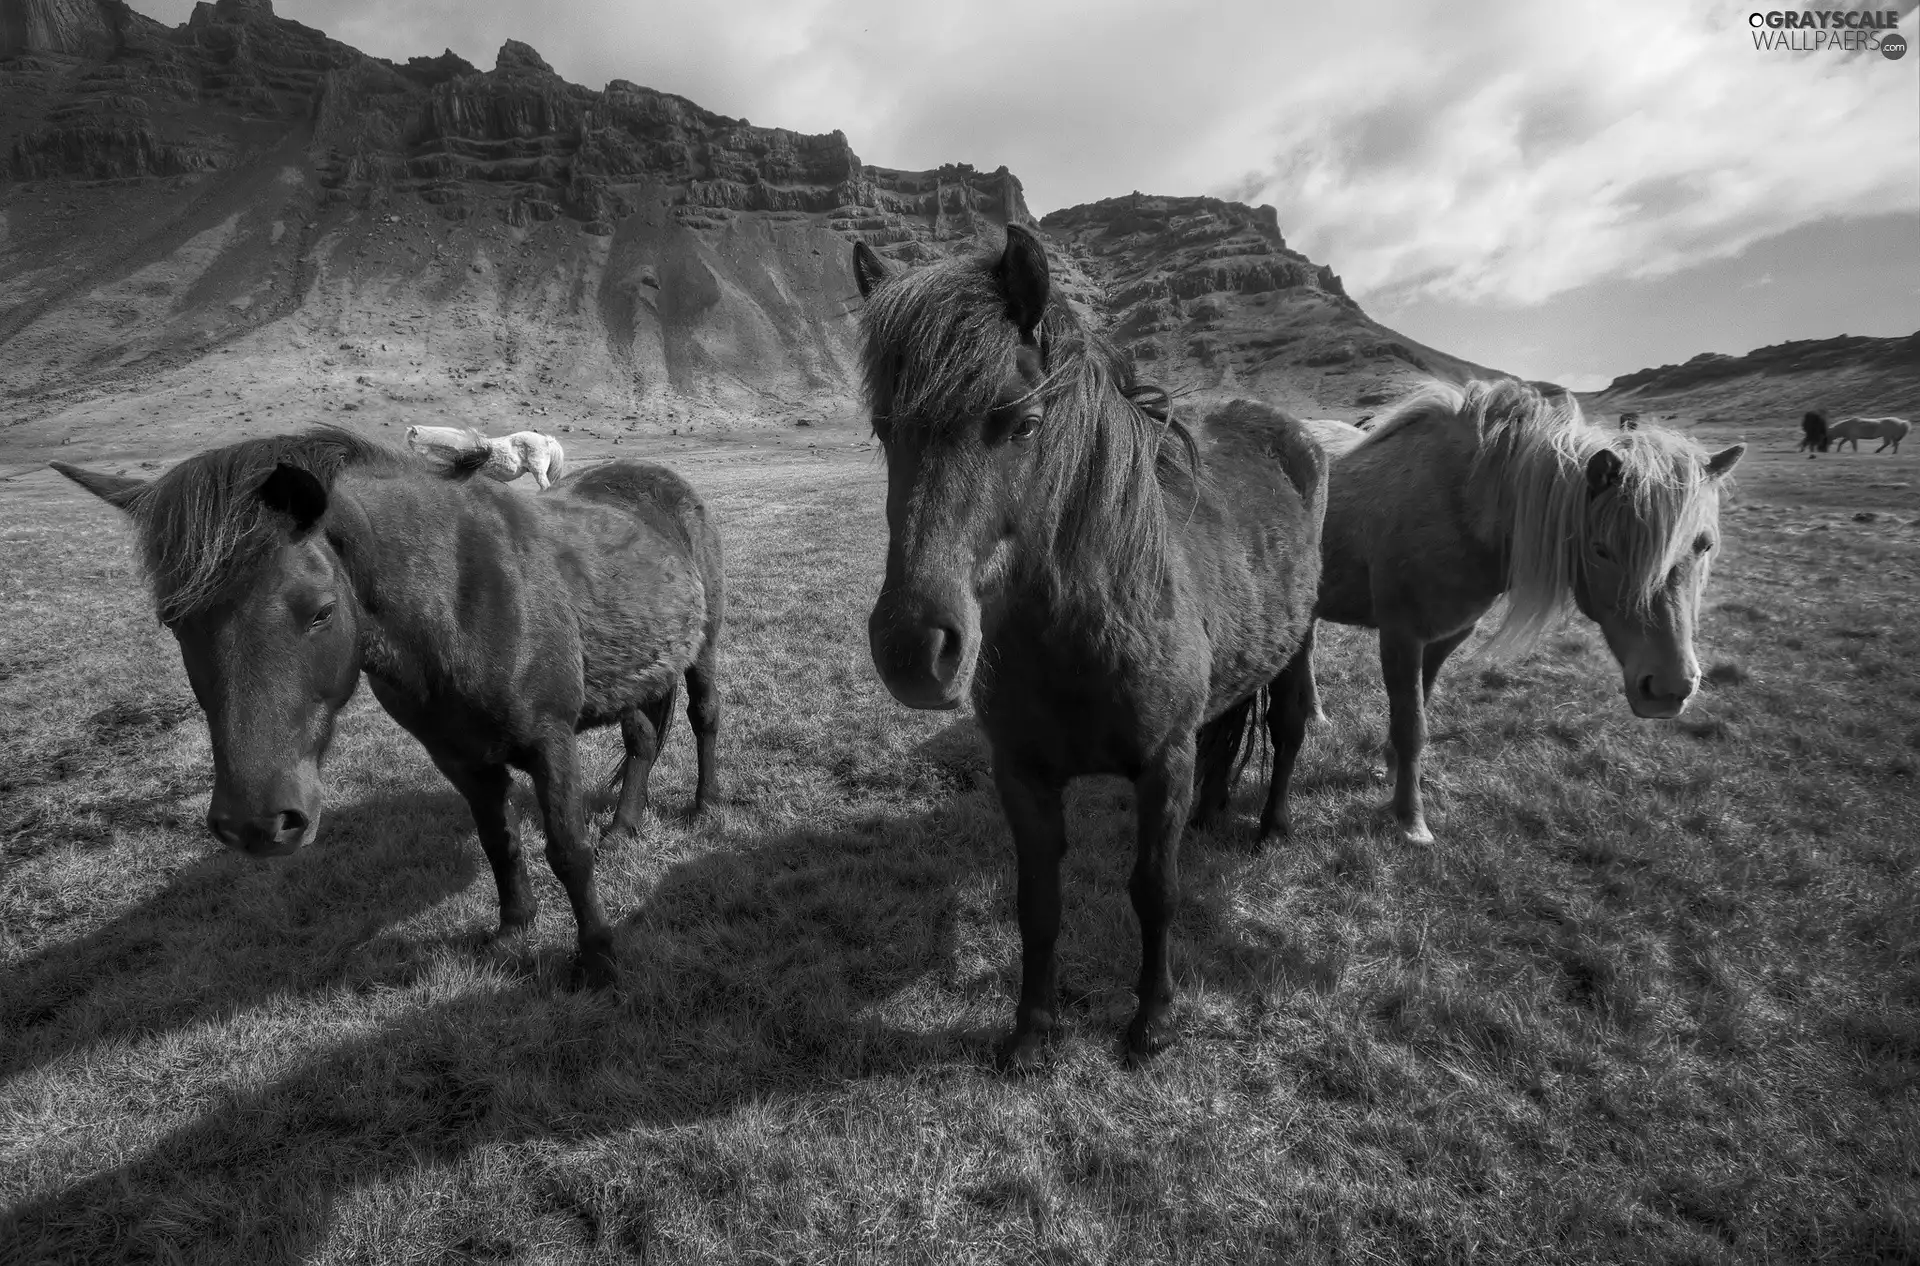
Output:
[853, 225, 1326, 1067]
[1303, 380, 1743, 843]
[1619, 412, 1641, 431]
[1799, 411, 1830, 455]
[1828, 416, 1910, 454]
[406, 425, 569, 489]
[52, 427, 723, 989]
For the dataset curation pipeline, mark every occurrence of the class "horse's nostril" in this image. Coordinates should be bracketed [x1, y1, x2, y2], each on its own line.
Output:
[278, 809, 310, 837]
[928, 621, 965, 683]
[1639, 675, 1695, 705]
[206, 811, 238, 845]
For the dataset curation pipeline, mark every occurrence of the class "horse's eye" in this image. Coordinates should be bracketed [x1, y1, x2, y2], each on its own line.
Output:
[1592, 542, 1614, 563]
[1010, 412, 1042, 443]
[310, 602, 336, 631]
[1694, 535, 1714, 555]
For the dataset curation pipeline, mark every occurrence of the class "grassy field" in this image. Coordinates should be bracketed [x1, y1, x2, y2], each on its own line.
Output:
[2, 423, 1917, 1264]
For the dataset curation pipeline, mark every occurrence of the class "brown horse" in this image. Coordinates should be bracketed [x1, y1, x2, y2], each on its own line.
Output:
[1303, 380, 1743, 843]
[52, 427, 723, 987]
[853, 225, 1326, 1067]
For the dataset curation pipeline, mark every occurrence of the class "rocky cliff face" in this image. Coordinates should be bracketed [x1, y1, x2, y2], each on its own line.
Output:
[1042, 194, 1498, 415]
[0, 0, 1455, 437]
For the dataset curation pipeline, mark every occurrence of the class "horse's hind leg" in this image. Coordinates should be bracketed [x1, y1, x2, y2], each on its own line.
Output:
[1380, 630, 1435, 844]
[1188, 699, 1251, 831]
[528, 730, 617, 989]
[1421, 627, 1474, 703]
[432, 755, 537, 937]
[1257, 646, 1314, 845]
[1299, 621, 1329, 728]
[608, 686, 677, 841]
[684, 651, 722, 814]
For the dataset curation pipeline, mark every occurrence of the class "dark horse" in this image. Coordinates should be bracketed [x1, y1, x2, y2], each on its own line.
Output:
[853, 226, 1326, 1067]
[1800, 410, 1830, 455]
[53, 428, 723, 987]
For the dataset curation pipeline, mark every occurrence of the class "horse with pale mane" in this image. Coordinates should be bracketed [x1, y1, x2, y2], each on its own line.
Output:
[1301, 380, 1743, 843]
[406, 425, 569, 488]
[1827, 415, 1909, 454]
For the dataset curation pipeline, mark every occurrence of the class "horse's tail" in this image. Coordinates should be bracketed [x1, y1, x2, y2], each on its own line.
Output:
[548, 437, 567, 481]
[1194, 686, 1271, 812]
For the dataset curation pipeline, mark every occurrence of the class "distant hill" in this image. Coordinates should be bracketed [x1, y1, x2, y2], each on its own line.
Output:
[1584, 332, 1920, 425]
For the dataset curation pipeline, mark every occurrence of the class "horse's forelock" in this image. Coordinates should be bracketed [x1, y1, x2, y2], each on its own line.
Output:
[1480, 384, 1723, 655]
[130, 427, 393, 621]
[855, 240, 1190, 603]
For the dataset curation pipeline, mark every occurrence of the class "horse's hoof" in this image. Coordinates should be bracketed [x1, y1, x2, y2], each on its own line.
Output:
[1401, 822, 1436, 846]
[492, 907, 536, 941]
[1254, 818, 1290, 850]
[1124, 1012, 1176, 1066]
[1306, 710, 1332, 732]
[600, 821, 642, 853]
[996, 1027, 1052, 1074]
[570, 944, 619, 991]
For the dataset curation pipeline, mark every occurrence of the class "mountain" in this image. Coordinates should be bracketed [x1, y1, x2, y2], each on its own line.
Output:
[1, 0, 1488, 452]
[1583, 333, 1920, 425]
[1042, 195, 1500, 417]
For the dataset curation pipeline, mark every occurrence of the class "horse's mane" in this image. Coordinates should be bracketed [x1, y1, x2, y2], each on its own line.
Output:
[120, 425, 404, 621]
[1357, 379, 1726, 657]
[858, 242, 1195, 599]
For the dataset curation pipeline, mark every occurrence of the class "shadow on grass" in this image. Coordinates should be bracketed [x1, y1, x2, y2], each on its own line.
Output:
[0, 789, 972, 1261]
[0, 789, 483, 1084]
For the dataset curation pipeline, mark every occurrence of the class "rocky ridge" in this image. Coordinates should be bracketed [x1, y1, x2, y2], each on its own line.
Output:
[1044, 195, 1498, 414]
[2, 0, 1477, 445]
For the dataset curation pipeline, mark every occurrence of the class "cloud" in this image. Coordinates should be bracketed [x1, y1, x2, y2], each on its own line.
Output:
[139, 0, 1919, 312]
[1225, 0, 1920, 306]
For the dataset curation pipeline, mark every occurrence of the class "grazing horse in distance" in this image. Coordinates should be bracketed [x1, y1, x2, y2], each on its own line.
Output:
[1799, 411, 1830, 455]
[51, 427, 724, 989]
[1303, 380, 1743, 843]
[854, 225, 1326, 1068]
[1620, 412, 1641, 431]
[1828, 416, 1910, 453]
[406, 425, 569, 489]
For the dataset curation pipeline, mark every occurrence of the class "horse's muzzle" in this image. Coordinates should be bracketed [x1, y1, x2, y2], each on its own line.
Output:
[207, 807, 318, 856]
[868, 598, 971, 711]
[1626, 671, 1696, 720]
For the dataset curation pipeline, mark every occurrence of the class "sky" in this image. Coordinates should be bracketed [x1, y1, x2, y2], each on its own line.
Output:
[148, 0, 1920, 388]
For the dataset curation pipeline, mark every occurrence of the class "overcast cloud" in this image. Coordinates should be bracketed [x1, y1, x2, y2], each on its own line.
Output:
[144, 0, 1920, 379]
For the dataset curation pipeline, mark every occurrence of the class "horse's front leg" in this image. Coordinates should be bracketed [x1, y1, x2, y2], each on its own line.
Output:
[528, 728, 617, 988]
[993, 759, 1067, 1071]
[1127, 733, 1196, 1063]
[1380, 629, 1435, 844]
[429, 752, 537, 936]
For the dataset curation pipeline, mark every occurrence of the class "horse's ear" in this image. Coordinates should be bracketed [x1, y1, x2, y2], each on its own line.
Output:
[852, 241, 891, 298]
[256, 463, 329, 534]
[1585, 448, 1623, 497]
[1705, 444, 1745, 480]
[994, 223, 1050, 340]
[50, 461, 147, 512]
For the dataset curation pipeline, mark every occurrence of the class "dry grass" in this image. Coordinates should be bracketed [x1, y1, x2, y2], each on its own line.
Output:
[3, 427, 1918, 1264]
